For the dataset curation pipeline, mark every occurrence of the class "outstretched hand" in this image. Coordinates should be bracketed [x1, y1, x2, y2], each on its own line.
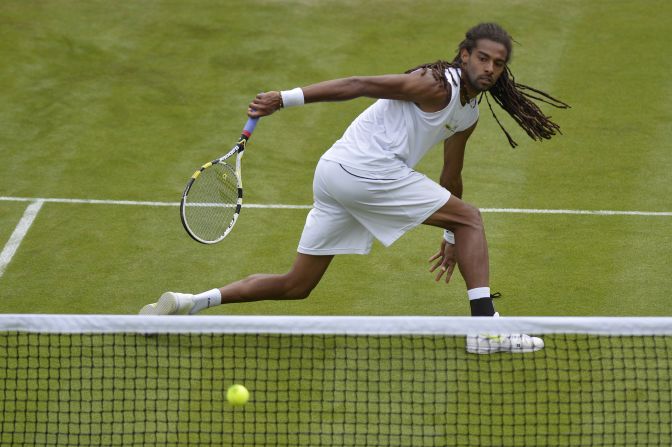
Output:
[428, 239, 457, 283]
[248, 91, 283, 118]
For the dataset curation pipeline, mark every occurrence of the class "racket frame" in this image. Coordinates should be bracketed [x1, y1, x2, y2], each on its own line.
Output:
[180, 117, 258, 244]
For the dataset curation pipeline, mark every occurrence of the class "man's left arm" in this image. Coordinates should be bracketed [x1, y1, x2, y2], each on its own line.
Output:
[429, 122, 477, 282]
[440, 122, 477, 197]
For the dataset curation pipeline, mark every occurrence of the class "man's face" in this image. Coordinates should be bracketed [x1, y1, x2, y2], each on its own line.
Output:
[460, 39, 508, 92]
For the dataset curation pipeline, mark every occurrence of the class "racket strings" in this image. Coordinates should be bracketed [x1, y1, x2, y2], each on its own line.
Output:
[184, 162, 239, 242]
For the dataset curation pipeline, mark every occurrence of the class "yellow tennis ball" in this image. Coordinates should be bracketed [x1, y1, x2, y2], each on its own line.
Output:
[226, 384, 249, 406]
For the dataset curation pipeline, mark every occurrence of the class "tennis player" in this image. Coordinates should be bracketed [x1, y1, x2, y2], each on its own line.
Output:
[141, 23, 567, 354]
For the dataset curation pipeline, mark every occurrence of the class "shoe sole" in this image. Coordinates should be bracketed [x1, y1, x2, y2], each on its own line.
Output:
[467, 346, 544, 354]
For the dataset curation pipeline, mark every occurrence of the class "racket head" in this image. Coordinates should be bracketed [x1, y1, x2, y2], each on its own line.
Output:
[180, 158, 242, 244]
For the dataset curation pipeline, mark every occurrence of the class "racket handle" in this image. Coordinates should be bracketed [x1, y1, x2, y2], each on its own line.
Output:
[242, 117, 259, 138]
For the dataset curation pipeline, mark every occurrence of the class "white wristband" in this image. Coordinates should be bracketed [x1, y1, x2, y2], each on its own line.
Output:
[280, 88, 304, 108]
[443, 229, 455, 244]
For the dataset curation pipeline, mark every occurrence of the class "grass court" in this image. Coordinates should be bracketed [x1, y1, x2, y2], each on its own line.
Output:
[0, 1, 671, 445]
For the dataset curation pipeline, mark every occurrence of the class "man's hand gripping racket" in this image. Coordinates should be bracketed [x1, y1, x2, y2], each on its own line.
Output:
[180, 117, 259, 244]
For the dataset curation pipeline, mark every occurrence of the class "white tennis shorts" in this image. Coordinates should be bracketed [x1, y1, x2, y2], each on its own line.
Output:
[298, 159, 451, 255]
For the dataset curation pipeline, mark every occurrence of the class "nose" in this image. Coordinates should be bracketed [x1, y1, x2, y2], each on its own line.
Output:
[484, 61, 494, 74]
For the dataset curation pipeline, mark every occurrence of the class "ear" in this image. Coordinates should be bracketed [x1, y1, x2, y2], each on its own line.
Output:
[459, 48, 470, 66]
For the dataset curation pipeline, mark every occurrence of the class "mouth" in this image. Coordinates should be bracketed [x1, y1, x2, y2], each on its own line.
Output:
[479, 76, 494, 85]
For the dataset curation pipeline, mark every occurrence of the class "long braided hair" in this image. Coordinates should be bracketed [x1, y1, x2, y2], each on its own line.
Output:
[405, 23, 569, 148]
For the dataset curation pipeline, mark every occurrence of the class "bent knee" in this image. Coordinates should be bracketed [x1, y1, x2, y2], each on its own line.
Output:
[282, 286, 313, 300]
[426, 196, 484, 231]
[285, 288, 312, 300]
[280, 276, 316, 300]
[450, 202, 483, 231]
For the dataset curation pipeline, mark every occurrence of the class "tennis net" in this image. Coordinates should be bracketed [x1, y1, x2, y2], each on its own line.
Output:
[1, 315, 671, 446]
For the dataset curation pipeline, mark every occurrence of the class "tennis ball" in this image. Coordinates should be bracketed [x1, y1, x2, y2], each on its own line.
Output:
[226, 384, 250, 406]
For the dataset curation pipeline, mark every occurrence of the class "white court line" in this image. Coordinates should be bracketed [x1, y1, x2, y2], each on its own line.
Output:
[482, 207, 672, 217]
[1, 195, 671, 216]
[0, 196, 310, 209]
[0, 200, 44, 278]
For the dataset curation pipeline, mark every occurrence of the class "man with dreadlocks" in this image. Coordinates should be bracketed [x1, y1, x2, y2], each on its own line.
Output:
[142, 23, 567, 354]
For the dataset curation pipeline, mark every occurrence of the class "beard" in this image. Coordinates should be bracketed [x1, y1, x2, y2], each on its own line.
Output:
[464, 67, 495, 93]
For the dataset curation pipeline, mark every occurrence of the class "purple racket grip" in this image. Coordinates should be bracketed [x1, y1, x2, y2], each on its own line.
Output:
[242, 117, 259, 138]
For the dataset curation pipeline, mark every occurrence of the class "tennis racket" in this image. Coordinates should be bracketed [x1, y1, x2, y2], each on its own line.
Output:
[180, 117, 259, 244]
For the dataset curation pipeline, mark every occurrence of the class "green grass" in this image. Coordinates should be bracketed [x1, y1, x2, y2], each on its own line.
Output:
[0, 0, 671, 446]
[1, 0, 670, 316]
[1, 0, 671, 317]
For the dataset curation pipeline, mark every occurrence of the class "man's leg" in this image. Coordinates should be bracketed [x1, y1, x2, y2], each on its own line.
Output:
[424, 196, 543, 354]
[140, 253, 333, 315]
[218, 253, 334, 303]
[424, 195, 495, 316]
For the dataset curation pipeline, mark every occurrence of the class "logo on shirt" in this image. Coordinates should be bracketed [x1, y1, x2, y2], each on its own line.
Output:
[445, 122, 457, 132]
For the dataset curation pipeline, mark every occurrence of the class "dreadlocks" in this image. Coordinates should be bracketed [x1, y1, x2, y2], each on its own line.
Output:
[405, 23, 569, 148]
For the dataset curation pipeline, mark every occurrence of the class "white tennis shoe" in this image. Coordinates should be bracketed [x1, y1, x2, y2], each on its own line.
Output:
[139, 292, 198, 315]
[465, 312, 544, 354]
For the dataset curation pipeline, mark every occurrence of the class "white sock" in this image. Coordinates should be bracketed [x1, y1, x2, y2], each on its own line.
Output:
[192, 288, 222, 313]
[467, 287, 490, 300]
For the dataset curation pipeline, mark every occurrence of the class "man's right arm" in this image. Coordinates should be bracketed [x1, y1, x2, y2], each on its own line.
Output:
[248, 70, 451, 117]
